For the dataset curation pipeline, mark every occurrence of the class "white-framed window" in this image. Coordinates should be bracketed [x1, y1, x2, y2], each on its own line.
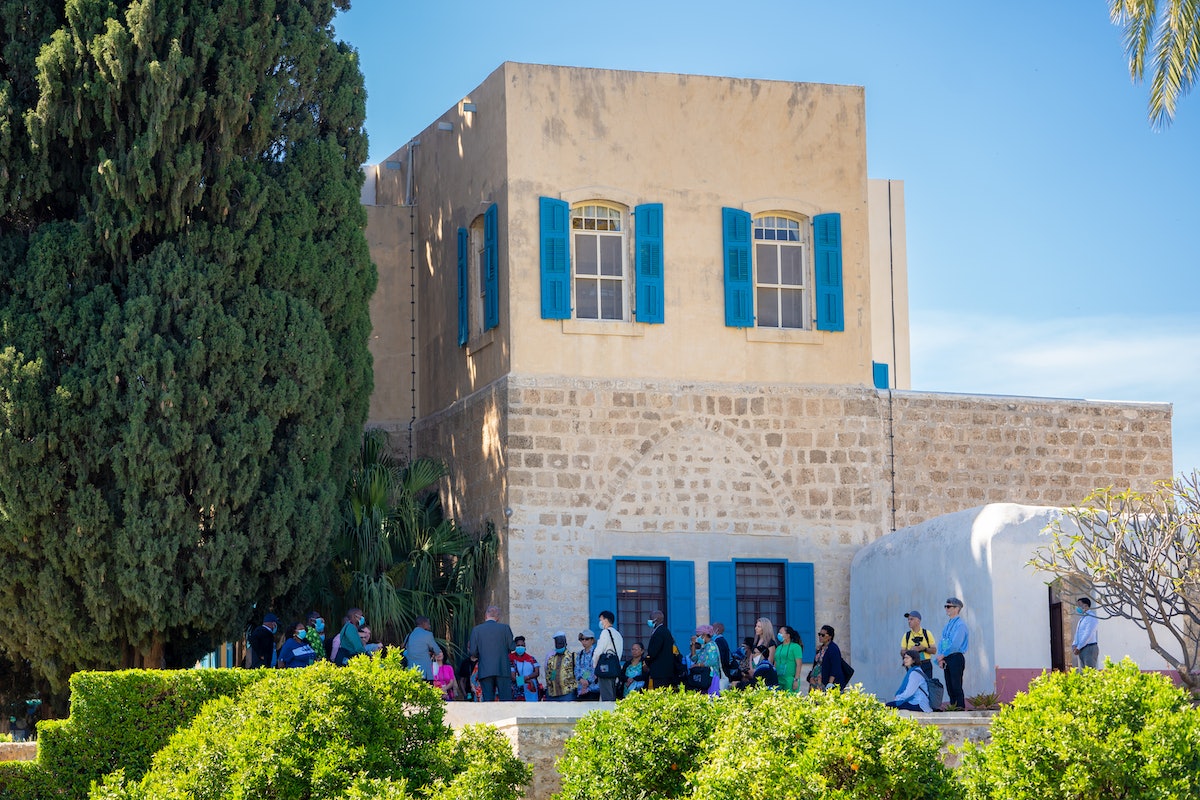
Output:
[753, 214, 809, 329]
[571, 202, 628, 321]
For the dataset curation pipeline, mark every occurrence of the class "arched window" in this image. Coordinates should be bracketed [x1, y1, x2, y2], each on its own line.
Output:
[571, 202, 628, 321]
[753, 214, 808, 329]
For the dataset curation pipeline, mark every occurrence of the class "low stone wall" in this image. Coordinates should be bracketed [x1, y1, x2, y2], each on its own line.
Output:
[0, 741, 36, 762]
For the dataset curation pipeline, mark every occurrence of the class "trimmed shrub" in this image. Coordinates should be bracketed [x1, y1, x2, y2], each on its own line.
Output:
[90, 652, 529, 800]
[555, 687, 953, 800]
[556, 687, 720, 800]
[957, 658, 1200, 799]
[0, 667, 262, 799]
[435, 724, 535, 800]
[692, 688, 956, 800]
[0, 761, 53, 800]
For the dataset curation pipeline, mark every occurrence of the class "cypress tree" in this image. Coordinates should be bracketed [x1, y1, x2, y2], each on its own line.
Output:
[0, 0, 374, 692]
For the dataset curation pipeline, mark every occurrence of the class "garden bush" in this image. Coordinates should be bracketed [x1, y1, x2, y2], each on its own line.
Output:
[90, 652, 530, 800]
[555, 687, 954, 800]
[0, 665, 263, 799]
[957, 658, 1200, 799]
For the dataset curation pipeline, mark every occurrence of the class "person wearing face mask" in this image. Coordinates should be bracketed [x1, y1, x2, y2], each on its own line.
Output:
[1072, 597, 1100, 670]
[305, 612, 327, 661]
[249, 613, 279, 668]
[509, 635, 541, 701]
[333, 608, 368, 665]
[544, 631, 577, 701]
[644, 610, 678, 689]
[279, 621, 318, 668]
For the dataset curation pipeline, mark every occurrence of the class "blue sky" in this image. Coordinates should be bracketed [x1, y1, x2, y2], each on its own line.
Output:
[335, 1, 1200, 479]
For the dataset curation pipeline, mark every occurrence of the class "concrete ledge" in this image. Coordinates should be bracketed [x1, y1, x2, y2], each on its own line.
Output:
[0, 741, 37, 763]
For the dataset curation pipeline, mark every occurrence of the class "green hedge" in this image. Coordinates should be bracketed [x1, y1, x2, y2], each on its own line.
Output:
[0, 666, 263, 799]
[90, 652, 530, 800]
[957, 658, 1200, 799]
[556, 687, 955, 800]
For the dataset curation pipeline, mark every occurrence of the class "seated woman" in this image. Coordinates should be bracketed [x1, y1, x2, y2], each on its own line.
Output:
[621, 642, 647, 695]
[432, 646, 458, 701]
[885, 650, 932, 712]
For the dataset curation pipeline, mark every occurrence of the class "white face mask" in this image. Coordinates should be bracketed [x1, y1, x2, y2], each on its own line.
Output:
[752, 655, 763, 666]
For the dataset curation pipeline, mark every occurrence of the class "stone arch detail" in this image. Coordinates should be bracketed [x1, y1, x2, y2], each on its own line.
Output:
[590, 417, 798, 532]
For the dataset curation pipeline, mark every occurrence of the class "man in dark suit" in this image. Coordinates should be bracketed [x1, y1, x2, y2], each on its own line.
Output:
[644, 609, 677, 689]
[248, 613, 279, 668]
[467, 604, 516, 700]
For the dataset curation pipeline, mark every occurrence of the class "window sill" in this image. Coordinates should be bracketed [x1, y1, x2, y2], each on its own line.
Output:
[561, 319, 645, 337]
[466, 328, 496, 356]
[745, 327, 824, 345]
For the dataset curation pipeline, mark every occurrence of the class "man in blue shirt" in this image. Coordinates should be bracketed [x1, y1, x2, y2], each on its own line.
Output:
[1072, 596, 1099, 670]
[937, 596, 969, 709]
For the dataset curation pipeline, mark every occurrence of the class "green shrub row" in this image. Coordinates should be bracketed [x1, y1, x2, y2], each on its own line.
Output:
[89, 652, 530, 800]
[557, 659, 1200, 800]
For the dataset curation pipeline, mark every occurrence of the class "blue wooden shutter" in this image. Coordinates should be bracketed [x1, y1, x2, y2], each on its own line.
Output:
[484, 203, 499, 330]
[707, 561, 736, 635]
[814, 212, 844, 332]
[456, 227, 469, 346]
[667, 560, 696, 651]
[722, 207, 753, 327]
[635, 203, 665, 324]
[786, 562, 816, 663]
[872, 361, 890, 389]
[588, 559, 617, 630]
[539, 197, 571, 319]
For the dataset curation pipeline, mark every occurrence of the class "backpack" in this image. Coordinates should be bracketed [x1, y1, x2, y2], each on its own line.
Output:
[840, 658, 854, 688]
[926, 675, 944, 709]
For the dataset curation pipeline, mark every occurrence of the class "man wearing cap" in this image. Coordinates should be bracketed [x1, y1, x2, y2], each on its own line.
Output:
[1072, 597, 1100, 670]
[545, 631, 577, 701]
[937, 597, 969, 709]
[575, 629, 600, 700]
[900, 611, 937, 680]
[249, 613, 279, 668]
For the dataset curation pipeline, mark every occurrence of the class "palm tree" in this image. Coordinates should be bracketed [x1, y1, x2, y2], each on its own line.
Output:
[1111, 0, 1200, 127]
[327, 430, 497, 656]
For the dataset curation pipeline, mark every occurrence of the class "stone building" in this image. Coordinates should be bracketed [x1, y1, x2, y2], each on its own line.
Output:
[362, 62, 1172, 663]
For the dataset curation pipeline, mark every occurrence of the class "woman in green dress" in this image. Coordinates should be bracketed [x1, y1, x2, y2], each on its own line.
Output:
[775, 624, 805, 694]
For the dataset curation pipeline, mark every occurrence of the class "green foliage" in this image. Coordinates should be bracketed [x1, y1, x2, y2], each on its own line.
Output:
[0, 0, 375, 691]
[965, 692, 1000, 710]
[957, 658, 1200, 800]
[89, 652, 529, 800]
[1110, 0, 1200, 128]
[0, 761, 53, 800]
[556, 686, 720, 800]
[556, 688, 954, 800]
[692, 689, 956, 800]
[433, 724, 535, 800]
[324, 430, 498, 652]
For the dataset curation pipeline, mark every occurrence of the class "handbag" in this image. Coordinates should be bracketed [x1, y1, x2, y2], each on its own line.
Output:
[596, 629, 621, 678]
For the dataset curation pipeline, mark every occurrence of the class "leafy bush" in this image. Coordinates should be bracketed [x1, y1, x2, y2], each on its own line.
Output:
[556, 687, 720, 800]
[90, 652, 529, 800]
[0, 761, 53, 800]
[693, 689, 955, 800]
[0, 667, 262, 799]
[555, 687, 954, 800]
[957, 658, 1200, 799]
[434, 724, 534, 800]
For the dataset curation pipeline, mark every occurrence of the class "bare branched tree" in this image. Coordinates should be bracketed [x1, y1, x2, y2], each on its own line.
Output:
[1031, 472, 1200, 695]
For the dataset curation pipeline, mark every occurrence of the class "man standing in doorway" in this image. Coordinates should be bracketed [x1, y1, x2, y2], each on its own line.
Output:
[249, 613, 279, 668]
[1072, 596, 1099, 670]
[468, 605, 516, 701]
[644, 610, 677, 689]
[937, 597, 968, 709]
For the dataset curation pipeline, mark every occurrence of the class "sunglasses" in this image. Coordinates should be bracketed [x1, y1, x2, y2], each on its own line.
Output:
[945, 604, 958, 608]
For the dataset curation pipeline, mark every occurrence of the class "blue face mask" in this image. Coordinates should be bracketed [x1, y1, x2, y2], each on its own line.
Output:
[315, 620, 325, 633]
[777, 632, 784, 643]
[556, 646, 566, 654]
[358, 617, 367, 628]
[515, 646, 526, 655]
[647, 619, 654, 628]
[297, 630, 307, 640]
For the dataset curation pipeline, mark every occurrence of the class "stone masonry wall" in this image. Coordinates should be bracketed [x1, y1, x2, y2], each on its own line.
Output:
[889, 392, 1172, 529]
[399, 374, 1171, 654]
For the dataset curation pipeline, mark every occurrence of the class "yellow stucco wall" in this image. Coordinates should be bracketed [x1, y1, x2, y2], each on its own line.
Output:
[368, 63, 898, 421]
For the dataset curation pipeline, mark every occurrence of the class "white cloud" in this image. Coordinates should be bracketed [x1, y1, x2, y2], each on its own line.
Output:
[911, 311, 1200, 474]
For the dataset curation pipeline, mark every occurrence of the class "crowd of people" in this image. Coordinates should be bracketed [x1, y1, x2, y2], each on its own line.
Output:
[249, 593, 1101, 711]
